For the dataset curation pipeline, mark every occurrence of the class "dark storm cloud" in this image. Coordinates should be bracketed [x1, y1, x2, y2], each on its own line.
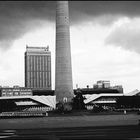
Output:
[0, 1, 55, 49]
[70, 1, 140, 24]
[1, 1, 140, 49]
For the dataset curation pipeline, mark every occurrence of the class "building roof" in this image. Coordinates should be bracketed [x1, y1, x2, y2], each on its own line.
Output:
[84, 89, 140, 104]
[124, 89, 140, 96]
[84, 93, 123, 104]
[0, 95, 56, 108]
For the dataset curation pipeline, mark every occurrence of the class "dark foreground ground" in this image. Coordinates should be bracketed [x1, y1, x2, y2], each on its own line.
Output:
[0, 113, 140, 139]
[1, 125, 140, 140]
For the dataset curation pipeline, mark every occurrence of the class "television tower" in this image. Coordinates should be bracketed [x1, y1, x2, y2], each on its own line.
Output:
[55, 1, 74, 103]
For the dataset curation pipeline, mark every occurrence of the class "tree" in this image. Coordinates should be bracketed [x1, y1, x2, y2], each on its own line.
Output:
[72, 89, 86, 110]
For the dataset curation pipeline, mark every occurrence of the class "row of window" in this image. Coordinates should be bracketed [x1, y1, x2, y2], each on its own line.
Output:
[26, 56, 51, 72]
[2, 92, 32, 96]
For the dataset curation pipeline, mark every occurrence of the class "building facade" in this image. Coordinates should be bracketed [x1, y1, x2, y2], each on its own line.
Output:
[1, 86, 32, 97]
[96, 80, 110, 88]
[110, 85, 123, 93]
[25, 45, 51, 90]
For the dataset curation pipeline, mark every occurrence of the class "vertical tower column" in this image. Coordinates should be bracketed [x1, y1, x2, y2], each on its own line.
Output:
[55, 1, 74, 103]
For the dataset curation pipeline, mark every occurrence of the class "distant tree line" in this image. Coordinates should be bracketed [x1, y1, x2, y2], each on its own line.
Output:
[72, 89, 86, 110]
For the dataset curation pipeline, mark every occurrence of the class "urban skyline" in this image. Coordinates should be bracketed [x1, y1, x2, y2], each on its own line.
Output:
[0, 1, 140, 93]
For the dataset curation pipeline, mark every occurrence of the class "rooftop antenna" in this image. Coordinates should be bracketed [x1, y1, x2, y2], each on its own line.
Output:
[47, 45, 49, 51]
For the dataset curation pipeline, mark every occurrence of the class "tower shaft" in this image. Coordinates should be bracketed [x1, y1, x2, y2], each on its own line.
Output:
[55, 1, 74, 103]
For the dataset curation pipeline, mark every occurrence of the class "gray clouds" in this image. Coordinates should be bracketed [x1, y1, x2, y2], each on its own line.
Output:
[105, 19, 140, 53]
[1, 1, 140, 49]
[70, 1, 140, 24]
[0, 1, 55, 49]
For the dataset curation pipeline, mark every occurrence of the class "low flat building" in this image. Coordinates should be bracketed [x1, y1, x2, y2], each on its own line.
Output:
[84, 89, 140, 108]
[0, 86, 56, 112]
[1, 86, 32, 97]
[0, 95, 56, 113]
[74, 88, 121, 95]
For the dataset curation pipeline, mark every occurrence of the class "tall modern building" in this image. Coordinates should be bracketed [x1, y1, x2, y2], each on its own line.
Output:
[55, 1, 74, 103]
[25, 45, 51, 90]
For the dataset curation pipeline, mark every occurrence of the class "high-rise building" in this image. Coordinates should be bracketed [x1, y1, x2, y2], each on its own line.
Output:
[25, 45, 51, 90]
[55, 1, 74, 103]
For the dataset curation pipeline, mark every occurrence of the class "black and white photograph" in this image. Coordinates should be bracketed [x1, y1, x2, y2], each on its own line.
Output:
[0, 1, 140, 139]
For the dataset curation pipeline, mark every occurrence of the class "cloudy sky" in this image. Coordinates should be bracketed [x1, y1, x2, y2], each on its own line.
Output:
[0, 1, 140, 93]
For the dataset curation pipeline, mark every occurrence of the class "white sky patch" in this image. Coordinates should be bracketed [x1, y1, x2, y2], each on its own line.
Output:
[0, 18, 140, 93]
[0, 21, 55, 88]
[113, 17, 131, 28]
[105, 17, 140, 53]
[71, 20, 140, 92]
